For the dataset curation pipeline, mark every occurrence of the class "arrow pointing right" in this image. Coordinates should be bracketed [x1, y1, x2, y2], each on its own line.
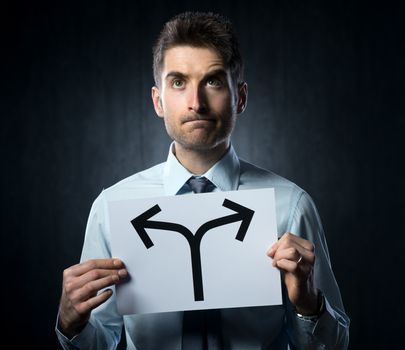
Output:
[194, 198, 255, 242]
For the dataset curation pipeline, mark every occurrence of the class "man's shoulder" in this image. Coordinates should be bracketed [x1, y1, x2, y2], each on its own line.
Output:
[101, 161, 166, 200]
[239, 158, 301, 192]
[239, 159, 319, 232]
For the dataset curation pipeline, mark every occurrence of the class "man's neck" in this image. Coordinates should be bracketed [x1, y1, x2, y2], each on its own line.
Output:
[173, 142, 229, 175]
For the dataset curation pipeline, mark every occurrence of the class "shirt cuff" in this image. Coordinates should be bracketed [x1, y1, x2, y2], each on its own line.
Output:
[312, 297, 347, 340]
[290, 296, 346, 348]
[55, 314, 96, 350]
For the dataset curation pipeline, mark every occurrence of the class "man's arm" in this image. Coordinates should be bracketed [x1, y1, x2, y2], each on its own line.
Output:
[56, 192, 128, 349]
[268, 191, 350, 349]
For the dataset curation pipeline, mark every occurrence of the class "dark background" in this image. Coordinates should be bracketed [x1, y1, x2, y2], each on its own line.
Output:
[2, 0, 403, 348]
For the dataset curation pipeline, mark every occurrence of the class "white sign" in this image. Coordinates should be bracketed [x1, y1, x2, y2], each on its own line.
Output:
[109, 188, 281, 315]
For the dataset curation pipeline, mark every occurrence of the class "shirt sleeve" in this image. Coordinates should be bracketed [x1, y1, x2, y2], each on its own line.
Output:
[285, 190, 350, 350]
[55, 191, 123, 349]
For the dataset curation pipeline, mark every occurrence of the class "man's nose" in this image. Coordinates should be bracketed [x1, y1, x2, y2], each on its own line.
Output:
[188, 85, 208, 114]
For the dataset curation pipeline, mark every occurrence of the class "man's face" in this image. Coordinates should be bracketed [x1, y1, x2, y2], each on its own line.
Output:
[152, 46, 246, 153]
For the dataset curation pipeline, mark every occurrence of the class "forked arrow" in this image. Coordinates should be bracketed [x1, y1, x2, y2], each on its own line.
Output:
[131, 199, 255, 301]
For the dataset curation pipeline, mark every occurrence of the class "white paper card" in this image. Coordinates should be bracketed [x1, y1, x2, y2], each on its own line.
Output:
[109, 188, 281, 315]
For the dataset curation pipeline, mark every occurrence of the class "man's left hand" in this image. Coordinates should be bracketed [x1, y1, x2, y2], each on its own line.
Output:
[267, 232, 319, 315]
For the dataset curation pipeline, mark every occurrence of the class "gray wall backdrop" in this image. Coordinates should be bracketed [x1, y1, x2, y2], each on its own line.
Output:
[2, 0, 404, 348]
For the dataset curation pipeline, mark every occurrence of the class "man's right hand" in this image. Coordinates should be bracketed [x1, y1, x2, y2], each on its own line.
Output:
[58, 258, 128, 338]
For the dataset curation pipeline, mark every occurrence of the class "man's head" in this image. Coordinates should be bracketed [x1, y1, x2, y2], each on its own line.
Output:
[151, 12, 247, 165]
[152, 11, 244, 88]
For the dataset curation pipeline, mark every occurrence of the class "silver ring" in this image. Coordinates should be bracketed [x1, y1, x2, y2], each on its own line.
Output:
[296, 255, 303, 264]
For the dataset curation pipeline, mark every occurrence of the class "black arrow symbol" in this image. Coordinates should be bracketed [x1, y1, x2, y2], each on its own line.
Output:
[131, 198, 255, 301]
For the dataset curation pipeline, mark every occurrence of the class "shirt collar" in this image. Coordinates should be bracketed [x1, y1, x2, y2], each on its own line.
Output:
[163, 142, 240, 195]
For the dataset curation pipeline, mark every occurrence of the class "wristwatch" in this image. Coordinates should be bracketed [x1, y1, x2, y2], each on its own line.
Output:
[295, 290, 325, 322]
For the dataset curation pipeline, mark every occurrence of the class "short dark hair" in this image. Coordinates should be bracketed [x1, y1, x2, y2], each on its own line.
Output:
[152, 11, 244, 87]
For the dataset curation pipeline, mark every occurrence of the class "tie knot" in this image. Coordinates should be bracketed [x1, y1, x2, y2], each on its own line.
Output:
[187, 176, 213, 193]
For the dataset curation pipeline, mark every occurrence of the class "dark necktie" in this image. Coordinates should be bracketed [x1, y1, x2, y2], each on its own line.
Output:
[182, 176, 223, 350]
[187, 176, 215, 194]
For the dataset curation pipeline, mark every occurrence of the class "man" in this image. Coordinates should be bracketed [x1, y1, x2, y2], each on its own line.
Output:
[56, 11, 350, 349]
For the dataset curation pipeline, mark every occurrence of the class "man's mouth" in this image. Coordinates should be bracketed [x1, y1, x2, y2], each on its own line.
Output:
[182, 115, 216, 124]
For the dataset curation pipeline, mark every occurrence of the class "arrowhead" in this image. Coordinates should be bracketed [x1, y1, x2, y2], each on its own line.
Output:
[222, 199, 255, 241]
[130, 204, 161, 248]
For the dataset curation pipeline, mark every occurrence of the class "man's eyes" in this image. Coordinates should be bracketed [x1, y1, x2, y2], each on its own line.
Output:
[172, 79, 185, 88]
[170, 77, 224, 89]
[207, 78, 223, 88]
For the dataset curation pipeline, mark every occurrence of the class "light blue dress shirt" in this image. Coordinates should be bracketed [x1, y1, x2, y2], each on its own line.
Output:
[56, 144, 350, 349]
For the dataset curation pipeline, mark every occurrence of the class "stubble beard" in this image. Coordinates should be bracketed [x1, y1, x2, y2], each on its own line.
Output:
[167, 115, 235, 154]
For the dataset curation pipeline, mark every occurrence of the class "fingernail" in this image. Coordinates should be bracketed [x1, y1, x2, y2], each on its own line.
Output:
[267, 246, 274, 256]
[112, 274, 119, 282]
[113, 259, 121, 267]
[118, 269, 128, 278]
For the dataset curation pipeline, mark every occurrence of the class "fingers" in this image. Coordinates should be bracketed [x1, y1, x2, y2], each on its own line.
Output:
[74, 288, 114, 315]
[58, 287, 115, 338]
[67, 258, 125, 277]
[270, 245, 313, 268]
[266, 233, 318, 313]
[64, 266, 128, 292]
[65, 270, 127, 304]
[266, 232, 315, 272]
[59, 258, 128, 336]
[270, 247, 302, 268]
[63, 258, 128, 304]
[64, 258, 127, 290]
[267, 233, 314, 257]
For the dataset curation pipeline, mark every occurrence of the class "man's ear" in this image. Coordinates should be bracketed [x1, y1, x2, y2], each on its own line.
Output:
[236, 82, 248, 114]
[151, 86, 164, 118]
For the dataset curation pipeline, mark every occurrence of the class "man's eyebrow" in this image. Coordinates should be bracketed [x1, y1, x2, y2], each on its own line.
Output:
[164, 68, 228, 82]
[204, 68, 227, 78]
[165, 71, 188, 81]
